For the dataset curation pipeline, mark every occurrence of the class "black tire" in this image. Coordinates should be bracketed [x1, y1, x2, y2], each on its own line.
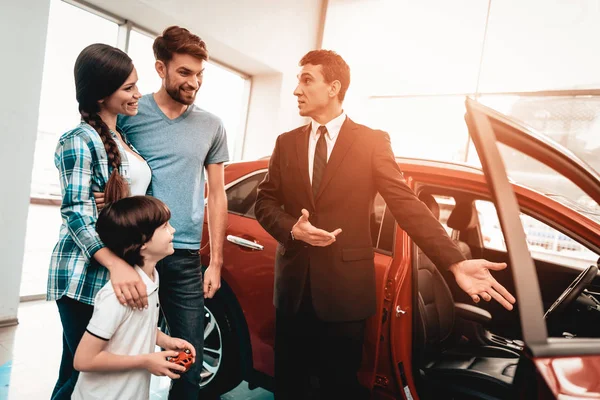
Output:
[199, 291, 243, 398]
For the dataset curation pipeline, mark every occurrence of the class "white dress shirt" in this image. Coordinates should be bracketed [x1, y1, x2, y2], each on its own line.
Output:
[308, 112, 347, 184]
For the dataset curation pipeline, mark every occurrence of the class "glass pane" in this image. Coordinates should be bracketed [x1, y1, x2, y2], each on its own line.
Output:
[21, 204, 62, 297]
[226, 173, 265, 216]
[324, 0, 489, 95]
[33, 0, 119, 198]
[479, 95, 600, 174]
[245, 173, 267, 219]
[366, 96, 470, 162]
[25, 0, 119, 297]
[196, 63, 247, 160]
[475, 200, 598, 270]
[479, 0, 600, 92]
[127, 29, 162, 97]
[497, 142, 600, 224]
[435, 195, 456, 236]
[371, 194, 386, 248]
[475, 95, 600, 223]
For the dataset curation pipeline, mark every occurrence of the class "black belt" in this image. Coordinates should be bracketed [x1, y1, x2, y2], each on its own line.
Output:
[172, 249, 200, 257]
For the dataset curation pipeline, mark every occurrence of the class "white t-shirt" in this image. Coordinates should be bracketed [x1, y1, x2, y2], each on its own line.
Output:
[127, 151, 152, 196]
[72, 266, 160, 400]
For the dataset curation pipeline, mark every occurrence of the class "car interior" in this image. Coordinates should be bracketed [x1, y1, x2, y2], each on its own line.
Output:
[409, 186, 600, 400]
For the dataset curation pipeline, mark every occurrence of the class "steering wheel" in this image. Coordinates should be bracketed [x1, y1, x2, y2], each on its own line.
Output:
[544, 264, 598, 320]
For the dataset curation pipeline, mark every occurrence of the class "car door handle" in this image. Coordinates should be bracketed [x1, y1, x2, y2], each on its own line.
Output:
[226, 235, 264, 251]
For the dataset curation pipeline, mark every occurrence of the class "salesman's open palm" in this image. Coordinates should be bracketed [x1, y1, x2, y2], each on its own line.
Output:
[292, 209, 342, 247]
[451, 259, 516, 311]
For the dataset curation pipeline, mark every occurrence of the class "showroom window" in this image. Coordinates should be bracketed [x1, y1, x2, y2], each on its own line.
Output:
[323, 0, 600, 165]
[32, 0, 120, 199]
[23, 0, 121, 298]
[127, 29, 162, 97]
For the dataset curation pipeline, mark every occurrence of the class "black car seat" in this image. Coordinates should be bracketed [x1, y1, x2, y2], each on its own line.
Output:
[415, 193, 519, 400]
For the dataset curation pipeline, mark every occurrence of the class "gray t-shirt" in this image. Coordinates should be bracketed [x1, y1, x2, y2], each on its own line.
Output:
[118, 94, 229, 249]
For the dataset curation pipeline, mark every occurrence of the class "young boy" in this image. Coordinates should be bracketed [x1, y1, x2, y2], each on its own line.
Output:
[72, 196, 196, 400]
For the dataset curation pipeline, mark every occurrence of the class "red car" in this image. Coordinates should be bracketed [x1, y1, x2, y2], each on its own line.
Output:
[197, 99, 600, 399]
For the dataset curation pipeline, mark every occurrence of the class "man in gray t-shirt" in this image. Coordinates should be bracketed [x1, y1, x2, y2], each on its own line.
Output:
[118, 94, 229, 250]
[99, 26, 229, 400]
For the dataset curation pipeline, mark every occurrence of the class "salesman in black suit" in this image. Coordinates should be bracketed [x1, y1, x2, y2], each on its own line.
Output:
[255, 50, 516, 400]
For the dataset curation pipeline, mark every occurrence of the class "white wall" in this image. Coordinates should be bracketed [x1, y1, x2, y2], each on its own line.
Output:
[0, 0, 51, 324]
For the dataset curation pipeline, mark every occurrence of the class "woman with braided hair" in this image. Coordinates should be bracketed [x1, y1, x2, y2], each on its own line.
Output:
[47, 43, 151, 400]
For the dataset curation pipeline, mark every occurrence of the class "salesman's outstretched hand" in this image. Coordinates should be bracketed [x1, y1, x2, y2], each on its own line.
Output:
[449, 259, 516, 311]
[292, 209, 342, 247]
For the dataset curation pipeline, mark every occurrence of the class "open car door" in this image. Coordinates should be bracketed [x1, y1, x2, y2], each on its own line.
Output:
[388, 97, 600, 400]
[465, 98, 600, 399]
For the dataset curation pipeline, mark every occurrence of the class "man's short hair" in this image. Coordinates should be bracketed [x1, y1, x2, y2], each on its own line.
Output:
[299, 50, 351, 102]
[153, 26, 209, 64]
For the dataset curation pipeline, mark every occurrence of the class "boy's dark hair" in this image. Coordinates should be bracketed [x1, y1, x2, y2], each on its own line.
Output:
[299, 49, 351, 102]
[96, 196, 171, 267]
[153, 25, 209, 64]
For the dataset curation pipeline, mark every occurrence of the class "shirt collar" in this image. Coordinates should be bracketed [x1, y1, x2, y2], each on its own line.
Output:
[135, 265, 159, 295]
[310, 111, 347, 141]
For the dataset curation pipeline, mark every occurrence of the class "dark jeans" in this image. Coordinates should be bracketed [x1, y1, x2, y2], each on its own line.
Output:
[157, 250, 205, 400]
[51, 296, 94, 400]
[274, 279, 370, 400]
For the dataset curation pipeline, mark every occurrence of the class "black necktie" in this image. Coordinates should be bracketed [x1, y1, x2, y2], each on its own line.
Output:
[312, 125, 328, 198]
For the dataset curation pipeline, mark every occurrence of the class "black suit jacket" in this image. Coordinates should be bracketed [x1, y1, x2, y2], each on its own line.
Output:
[255, 117, 465, 322]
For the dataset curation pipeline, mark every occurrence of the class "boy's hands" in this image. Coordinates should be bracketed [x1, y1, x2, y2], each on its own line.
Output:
[164, 337, 196, 363]
[144, 350, 186, 379]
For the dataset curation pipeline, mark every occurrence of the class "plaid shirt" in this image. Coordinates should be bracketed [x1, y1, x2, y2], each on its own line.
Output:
[47, 123, 142, 305]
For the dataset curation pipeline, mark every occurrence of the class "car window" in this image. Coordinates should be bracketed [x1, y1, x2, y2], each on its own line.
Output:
[434, 195, 455, 236]
[372, 194, 396, 253]
[375, 193, 458, 254]
[226, 172, 267, 218]
[476, 199, 598, 269]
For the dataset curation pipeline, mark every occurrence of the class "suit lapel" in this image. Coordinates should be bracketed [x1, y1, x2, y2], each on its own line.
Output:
[295, 124, 315, 208]
[315, 117, 358, 202]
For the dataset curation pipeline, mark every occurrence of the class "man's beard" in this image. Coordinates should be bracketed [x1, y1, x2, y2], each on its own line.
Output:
[165, 76, 197, 106]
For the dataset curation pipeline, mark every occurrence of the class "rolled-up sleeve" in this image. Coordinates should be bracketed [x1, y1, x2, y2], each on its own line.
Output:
[55, 134, 105, 259]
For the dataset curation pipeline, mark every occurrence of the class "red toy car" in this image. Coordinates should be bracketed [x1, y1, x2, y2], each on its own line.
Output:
[166, 349, 194, 373]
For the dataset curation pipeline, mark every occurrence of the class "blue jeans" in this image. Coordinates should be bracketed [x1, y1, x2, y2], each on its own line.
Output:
[157, 250, 205, 400]
[51, 296, 94, 400]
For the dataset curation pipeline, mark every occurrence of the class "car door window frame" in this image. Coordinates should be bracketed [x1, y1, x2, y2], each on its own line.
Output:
[467, 97, 600, 357]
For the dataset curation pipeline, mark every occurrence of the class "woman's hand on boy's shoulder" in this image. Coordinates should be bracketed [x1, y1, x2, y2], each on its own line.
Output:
[143, 350, 186, 379]
[109, 259, 148, 310]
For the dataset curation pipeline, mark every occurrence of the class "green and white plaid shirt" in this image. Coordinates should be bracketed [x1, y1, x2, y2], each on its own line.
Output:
[47, 122, 141, 305]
